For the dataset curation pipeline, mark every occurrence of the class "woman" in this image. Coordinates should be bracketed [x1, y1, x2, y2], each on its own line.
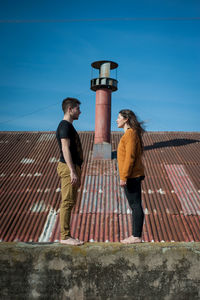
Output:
[117, 109, 145, 243]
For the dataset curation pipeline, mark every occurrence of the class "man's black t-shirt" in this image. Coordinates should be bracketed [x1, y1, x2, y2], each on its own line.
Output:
[56, 120, 83, 167]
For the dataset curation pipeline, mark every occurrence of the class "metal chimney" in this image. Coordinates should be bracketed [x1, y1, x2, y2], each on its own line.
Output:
[91, 60, 118, 159]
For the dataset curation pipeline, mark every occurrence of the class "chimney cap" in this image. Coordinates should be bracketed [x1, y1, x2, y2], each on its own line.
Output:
[91, 60, 118, 70]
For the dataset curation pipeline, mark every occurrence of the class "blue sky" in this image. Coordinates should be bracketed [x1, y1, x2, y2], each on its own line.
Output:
[0, 0, 199, 132]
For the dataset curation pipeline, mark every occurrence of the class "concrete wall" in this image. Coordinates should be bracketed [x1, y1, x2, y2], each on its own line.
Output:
[0, 242, 199, 300]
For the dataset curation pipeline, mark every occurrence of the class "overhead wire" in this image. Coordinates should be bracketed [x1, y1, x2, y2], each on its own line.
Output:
[0, 17, 200, 23]
[0, 89, 90, 125]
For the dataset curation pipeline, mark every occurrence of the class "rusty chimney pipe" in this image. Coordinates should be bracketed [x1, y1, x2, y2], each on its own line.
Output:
[91, 60, 118, 159]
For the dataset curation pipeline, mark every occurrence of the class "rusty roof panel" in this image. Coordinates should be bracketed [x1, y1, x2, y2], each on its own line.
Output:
[0, 131, 199, 243]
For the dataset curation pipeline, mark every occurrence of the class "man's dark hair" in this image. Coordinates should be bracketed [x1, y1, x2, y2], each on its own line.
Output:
[62, 97, 81, 114]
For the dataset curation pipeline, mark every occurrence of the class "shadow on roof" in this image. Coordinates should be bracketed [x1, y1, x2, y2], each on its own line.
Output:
[144, 138, 199, 151]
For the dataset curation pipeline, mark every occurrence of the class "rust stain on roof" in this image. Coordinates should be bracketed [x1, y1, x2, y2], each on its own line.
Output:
[0, 131, 199, 243]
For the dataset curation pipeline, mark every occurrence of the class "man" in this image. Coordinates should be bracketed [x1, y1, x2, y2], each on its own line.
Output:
[56, 97, 84, 245]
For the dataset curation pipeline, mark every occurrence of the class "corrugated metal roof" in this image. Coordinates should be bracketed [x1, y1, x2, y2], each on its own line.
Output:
[0, 131, 199, 243]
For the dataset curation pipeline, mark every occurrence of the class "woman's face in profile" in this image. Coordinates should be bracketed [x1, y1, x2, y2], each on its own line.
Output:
[116, 113, 126, 128]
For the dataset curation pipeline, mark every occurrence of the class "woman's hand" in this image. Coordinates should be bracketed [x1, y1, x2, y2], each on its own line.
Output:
[120, 180, 127, 187]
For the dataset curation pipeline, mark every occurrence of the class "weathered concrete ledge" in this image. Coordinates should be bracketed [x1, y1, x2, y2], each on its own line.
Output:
[0, 242, 200, 300]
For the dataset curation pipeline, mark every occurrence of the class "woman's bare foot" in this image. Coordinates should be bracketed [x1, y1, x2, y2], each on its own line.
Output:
[120, 235, 142, 244]
[60, 237, 84, 246]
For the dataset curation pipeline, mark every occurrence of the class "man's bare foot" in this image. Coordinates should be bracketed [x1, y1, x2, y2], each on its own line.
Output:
[60, 237, 84, 246]
[120, 235, 142, 244]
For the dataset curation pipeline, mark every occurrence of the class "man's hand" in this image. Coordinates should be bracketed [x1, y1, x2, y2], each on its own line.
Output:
[61, 138, 80, 187]
[120, 179, 127, 187]
[70, 169, 78, 186]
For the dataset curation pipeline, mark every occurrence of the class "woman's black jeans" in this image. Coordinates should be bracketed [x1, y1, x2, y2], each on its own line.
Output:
[124, 177, 144, 238]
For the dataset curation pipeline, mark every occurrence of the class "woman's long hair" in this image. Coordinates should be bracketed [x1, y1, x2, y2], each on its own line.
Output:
[119, 109, 145, 152]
